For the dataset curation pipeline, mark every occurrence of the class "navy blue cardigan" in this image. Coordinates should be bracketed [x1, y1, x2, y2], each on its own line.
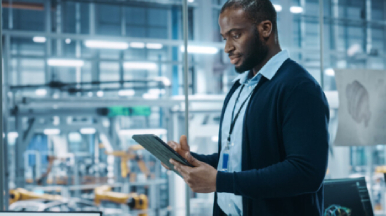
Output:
[191, 59, 330, 216]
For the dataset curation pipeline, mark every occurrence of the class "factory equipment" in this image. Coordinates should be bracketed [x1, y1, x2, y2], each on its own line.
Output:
[94, 185, 148, 216]
[104, 145, 151, 182]
[9, 188, 62, 204]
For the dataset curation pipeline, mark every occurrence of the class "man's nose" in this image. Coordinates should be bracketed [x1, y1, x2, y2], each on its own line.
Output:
[224, 40, 234, 54]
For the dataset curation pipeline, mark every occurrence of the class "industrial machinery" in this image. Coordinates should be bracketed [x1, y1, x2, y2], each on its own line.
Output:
[9, 198, 99, 212]
[104, 145, 151, 181]
[94, 185, 148, 216]
[9, 188, 62, 204]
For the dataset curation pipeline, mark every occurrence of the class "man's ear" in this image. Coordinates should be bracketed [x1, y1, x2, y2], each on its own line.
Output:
[257, 20, 273, 39]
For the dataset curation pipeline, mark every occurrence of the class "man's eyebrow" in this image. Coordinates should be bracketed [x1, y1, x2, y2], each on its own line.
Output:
[220, 28, 241, 37]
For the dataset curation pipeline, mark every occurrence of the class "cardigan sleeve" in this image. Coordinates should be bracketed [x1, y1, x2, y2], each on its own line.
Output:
[216, 81, 330, 199]
[191, 152, 219, 168]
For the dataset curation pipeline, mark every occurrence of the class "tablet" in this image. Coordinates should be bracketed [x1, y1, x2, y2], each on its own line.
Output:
[132, 134, 193, 176]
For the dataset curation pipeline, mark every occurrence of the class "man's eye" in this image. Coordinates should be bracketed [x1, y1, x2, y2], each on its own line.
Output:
[233, 34, 240, 39]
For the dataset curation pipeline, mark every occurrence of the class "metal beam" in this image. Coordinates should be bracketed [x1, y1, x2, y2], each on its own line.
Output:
[15, 114, 25, 187]
[0, 0, 4, 209]
[319, 0, 325, 89]
[22, 119, 39, 153]
[2, 30, 227, 49]
[182, 0, 190, 215]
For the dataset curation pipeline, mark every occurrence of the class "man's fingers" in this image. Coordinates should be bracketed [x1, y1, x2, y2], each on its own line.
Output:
[185, 152, 201, 167]
[170, 159, 190, 176]
[180, 135, 190, 151]
[161, 162, 171, 170]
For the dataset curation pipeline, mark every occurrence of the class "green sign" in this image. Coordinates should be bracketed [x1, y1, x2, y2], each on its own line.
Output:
[107, 106, 151, 117]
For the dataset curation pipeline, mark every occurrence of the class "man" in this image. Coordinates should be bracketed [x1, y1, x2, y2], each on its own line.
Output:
[164, 0, 330, 215]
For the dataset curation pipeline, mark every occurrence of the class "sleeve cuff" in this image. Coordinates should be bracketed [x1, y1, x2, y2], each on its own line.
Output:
[216, 171, 235, 193]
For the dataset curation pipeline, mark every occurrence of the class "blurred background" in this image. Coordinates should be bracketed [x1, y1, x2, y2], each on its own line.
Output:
[1, 0, 386, 215]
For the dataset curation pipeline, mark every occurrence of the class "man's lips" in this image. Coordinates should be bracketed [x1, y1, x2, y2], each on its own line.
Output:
[229, 56, 241, 65]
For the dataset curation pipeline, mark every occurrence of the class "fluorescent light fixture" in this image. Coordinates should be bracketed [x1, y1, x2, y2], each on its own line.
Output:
[47, 58, 84, 67]
[44, 129, 60, 135]
[68, 132, 82, 142]
[325, 68, 335, 76]
[347, 44, 361, 57]
[290, 6, 303, 14]
[123, 62, 157, 70]
[84, 40, 129, 49]
[35, 89, 47, 96]
[153, 77, 171, 86]
[146, 43, 163, 49]
[180, 46, 219, 54]
[148, 89, 166, 95]
[80, 128, 96, 135]
[273, 4, 282, 12]
[143, 93, 159, 99]
[65, 38, 71, 44]
[120, 128, 167, 136]
[188, 0, 194, 2]
[33, 36, 46, 43]
[97, 91, 104, 97]
[8, 132, 19, 139]
[130, 42, 145, 49]
[118, 89, 135, 96]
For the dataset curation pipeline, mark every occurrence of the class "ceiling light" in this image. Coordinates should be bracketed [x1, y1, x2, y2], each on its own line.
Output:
[148, 89, 165, 95]
[290, 6, 303, 14]
[130, 42, 145, 49]
[273, 4, 282, 12]
[84, 40, 129, 49]
[119, 128, 167, 136]
[97, 91, 104, 97]
[33, 37, 46, 43]
[153, 77, 171, 86]
[44, 129, 60, 135]
[123, 62, 157, 70]
[118, 89, 135, 96]
[347, 44, 361, 57]
[180, 46, 219, 54]
[143, 93, 159, 99]
[188, 0, 194, 2]
[47, 58, 84, 67]
[35, 89, 47, 96]
[65, 38, 71, 44]
[325, 68, 335, 76]
[8, 132, 19, 139]
[68, 132, 82, 142]
[80, 128, 96, 135]
[211, 136, 218, 143]
[146, 43, 163, 49]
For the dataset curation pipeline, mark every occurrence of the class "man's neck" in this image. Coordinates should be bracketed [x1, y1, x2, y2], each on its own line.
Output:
[252, 46, 282, 76]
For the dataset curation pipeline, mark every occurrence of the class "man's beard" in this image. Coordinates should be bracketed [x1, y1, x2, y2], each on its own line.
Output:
[235, 30, 269, 74]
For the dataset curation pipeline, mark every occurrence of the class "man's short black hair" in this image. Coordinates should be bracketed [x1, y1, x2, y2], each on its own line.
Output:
[220, 0, 278, 35]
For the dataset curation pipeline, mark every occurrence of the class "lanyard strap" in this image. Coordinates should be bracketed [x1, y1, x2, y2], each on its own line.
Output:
[227, 84, 255, 144]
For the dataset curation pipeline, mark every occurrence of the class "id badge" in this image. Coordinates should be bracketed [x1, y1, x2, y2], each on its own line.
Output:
[221, 152, 229, 171]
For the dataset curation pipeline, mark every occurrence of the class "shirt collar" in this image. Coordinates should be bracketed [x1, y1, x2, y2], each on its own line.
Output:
[232, 50, 290, 85]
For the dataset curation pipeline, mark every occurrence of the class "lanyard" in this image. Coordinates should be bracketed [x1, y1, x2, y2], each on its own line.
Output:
[227, 84, 255, 145]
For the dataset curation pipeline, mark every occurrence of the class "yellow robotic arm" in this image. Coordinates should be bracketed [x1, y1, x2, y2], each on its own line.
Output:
[104, 145, 150, 179]
[9, 188, 62, 204]
[94, 186, 148, 216]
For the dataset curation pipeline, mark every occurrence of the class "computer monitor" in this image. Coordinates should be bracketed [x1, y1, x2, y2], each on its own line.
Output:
[324, 177, 374, 216]
[0, 212, 102, 216]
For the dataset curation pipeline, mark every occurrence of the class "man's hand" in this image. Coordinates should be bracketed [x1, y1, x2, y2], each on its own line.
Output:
[161, 135, 191, 170]
[170, 154, 217, 193]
